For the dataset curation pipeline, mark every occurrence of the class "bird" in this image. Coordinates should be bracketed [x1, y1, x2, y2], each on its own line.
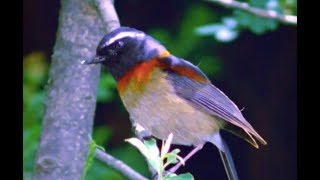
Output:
[82, 27, 267, 180]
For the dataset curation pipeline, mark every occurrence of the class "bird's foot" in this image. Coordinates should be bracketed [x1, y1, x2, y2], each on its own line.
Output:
[132, 123, 153, 141]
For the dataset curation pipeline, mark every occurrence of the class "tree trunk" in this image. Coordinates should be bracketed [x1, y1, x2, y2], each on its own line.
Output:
[33, 0, 112, 179]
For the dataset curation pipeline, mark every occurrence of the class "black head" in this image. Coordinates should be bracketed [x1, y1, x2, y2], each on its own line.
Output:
[82, 27, 166, 80]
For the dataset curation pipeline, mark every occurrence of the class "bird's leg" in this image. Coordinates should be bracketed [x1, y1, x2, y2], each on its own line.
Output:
[131, 122, 158, 177]
[132, 122, 152, 141]
[168, 144, 204, 173]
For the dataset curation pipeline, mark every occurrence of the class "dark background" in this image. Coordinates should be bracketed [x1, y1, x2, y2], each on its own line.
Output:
[23, 0, 297, 179]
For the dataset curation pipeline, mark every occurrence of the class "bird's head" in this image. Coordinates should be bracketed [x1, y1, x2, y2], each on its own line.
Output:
[82, 27, 167, 80]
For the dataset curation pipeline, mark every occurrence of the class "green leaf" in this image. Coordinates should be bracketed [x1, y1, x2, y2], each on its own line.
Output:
[126, 138, 150, 158]
[144, 138, 160, 158]
[214, 27, 238, 42]
[164, 149, 185, 168]
[126, 138, 161, 171]
[83, 137, 97, 179]
[234, 10, 279, 35]
[165, 173, 194, 180]
[195, 24, 224, 36]
[223, 17, 238, 29]
[23, 125, 40, 178]
[169, 149, 184, 165]
[250, 0, 267, 7]
[195, 16, 239, 42]
[164, 153, 178, 167]
[144, 139, 162, 172]
[161, 133, 173, 159]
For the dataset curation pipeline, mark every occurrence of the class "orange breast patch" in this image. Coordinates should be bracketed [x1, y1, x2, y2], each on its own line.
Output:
[117, 58, 164, 94]
[117, 52, 208, 94]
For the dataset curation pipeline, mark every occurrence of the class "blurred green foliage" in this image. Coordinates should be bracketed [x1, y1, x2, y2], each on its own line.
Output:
[23, 0, 295, 179]
[147, 3, 223, 77]
[23, 52, 47, 180]
[196, 0, 296, 42]
[97, 68, 117, 102]
[279, 0, 296, 14]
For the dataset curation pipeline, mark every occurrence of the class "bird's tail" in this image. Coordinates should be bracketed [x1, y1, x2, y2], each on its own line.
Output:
[208, 132, 239, 180]
[218, 140, 239, 180]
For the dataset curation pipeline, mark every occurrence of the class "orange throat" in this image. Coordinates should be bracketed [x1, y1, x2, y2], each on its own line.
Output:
[117, 50, 208, 95]
[117, 58, 162, 95]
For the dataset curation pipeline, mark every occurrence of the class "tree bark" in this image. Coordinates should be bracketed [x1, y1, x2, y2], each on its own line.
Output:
[33, 0, 118, 179]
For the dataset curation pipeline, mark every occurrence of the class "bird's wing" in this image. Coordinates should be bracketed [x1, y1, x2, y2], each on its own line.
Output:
[159, 56, 267, 146]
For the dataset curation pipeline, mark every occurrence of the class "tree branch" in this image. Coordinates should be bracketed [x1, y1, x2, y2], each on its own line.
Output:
[205, 0, 297, 25]
[95, 149, 148, 180]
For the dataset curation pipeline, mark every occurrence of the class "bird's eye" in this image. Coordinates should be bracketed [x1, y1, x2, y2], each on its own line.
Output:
[114, 41, 124, 49]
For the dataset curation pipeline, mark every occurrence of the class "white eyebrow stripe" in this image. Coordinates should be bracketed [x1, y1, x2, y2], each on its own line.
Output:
[106, 31, 145, 45]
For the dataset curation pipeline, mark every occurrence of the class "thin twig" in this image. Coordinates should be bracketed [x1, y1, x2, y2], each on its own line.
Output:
[95, 149, 148, 180]
[169, 145, 203, 173]
[205, 0, 297, 25]
[93, 0, 121, 32]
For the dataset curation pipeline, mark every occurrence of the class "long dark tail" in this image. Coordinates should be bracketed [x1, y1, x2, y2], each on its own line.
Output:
[208, 133, 239, 180]
[218, 139, 239, 180]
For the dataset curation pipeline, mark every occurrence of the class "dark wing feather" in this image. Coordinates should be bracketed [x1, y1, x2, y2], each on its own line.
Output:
[161, 56, 267, 146]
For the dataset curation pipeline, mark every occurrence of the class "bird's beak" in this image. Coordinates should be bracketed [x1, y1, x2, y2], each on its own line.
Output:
[81, 55, 105, 65]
